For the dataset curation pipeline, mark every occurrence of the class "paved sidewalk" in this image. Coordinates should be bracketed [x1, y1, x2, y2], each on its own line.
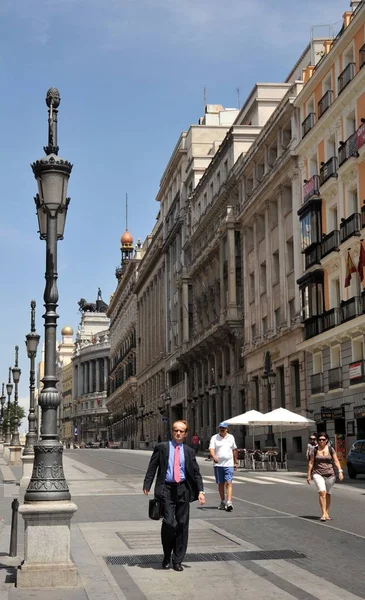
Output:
[0, 451, 364, 600]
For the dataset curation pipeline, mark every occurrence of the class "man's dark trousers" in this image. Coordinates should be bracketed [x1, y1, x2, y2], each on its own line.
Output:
[161, 481, 190, 564]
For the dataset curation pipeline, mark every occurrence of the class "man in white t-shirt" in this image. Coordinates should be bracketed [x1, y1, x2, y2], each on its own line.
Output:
[209, 422, 238, 512]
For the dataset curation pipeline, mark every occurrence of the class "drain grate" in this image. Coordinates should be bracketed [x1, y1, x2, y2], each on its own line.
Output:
[105, 549, 306, 566]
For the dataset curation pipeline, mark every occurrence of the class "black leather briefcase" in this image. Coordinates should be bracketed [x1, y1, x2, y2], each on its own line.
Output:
[148, 498, 161, 520]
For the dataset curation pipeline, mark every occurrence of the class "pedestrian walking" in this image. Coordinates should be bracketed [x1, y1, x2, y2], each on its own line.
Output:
[306, 433, 317, 461]
[143, 420, 206, 571]
[307, 431, 344, 521]
[191, 432, 200, 455]
[209, 422, 238, 512]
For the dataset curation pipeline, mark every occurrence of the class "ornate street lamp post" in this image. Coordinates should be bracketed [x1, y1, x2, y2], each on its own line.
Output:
[262, 350, 276, 448]
[25, 88, 72, 502]
[0, 383, 6, 445]
[4, 368, 13, 445]
[17, 89, 78, 589]
[11, 346, 21, 446]
[24, 300, 40, 455]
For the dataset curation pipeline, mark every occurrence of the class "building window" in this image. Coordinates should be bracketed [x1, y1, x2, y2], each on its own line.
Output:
[298, 270, 324, 321]
[291, 361, 301, 408]
[272, 252, 279, 285]
[276, 365, 285, 407]
[251, 323, 256, 341]
[249, 273, 255, 304]
[286, 239, 294, 273]
[293, 436, 303, 453]
[352, 336, 364, 361]
[260, 263, 267, 294]
[262, 316, 268, 336]
[300, 208, 321, 251]
[252, 377, 260, 411]
[331, 345, 341, 368]
[274, 308, 281, 333]
[289, 299, 295, 323]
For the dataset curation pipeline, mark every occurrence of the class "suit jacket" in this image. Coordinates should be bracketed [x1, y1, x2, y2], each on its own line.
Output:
[143, 442, 204, 503]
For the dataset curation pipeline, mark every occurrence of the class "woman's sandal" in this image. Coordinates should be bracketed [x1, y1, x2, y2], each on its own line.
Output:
[320, 517, 327, 521]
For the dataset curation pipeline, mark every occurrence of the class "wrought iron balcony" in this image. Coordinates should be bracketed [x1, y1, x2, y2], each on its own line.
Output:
[304, 315, 323, 340]
[338, 132, 358, 167]
[341, 296, 362, 323]
[339, 212, 361, 244]
[338, 62, 355, 94]
[328, 367, 342, 390]
[303, 175, 320, 203]
[318, 90, 333, 118]
[361, 204, 365, 229]
[302, 113, 315, 138]
[360, 43, 365, 69]
[311, 372, 324, 395]
[322, 307, 342, 331]
[305, 244, 321, 269]
[319, 157, 337, 186]
[321, 230, 340, 258]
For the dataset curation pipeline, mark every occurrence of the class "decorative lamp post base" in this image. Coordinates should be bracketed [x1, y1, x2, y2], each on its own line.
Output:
[3, 443, 10, 463]
[8, 445, 22, 466]
[17, 501, 80, 588]
[20, 453, 35, 487]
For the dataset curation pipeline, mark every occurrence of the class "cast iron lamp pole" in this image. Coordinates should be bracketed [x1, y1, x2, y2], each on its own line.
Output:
[0, 384, 6, 443]
[25, 88, 73, 502]
[11, 346, 21, 446]
[4, 368, 13, 444]
[262, 350, 276, 448]
[24, 300, 40, 455]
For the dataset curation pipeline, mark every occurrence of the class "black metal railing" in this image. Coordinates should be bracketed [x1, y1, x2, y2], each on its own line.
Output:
[321, 230, 340, 258]
[360, 43, 365, 69]
[349, 359, 365, 385]
[304, 316, 323, 340]
[361, 205, 365, 229]
[311, 372, 324, 395]
[338, 63, 355, 94]
[302, 113, 315, 138]
[305, 244, 321, 269]
[322, 307, 342, 331]
[328, 367, 343, 390]
[318, 90, 333, 118]
[341, 296, 362, 322]
[319, 157, 337, 186]
[338, 132, 358, 166]
[339, 212, 361, 243]
[303, 175, 320, 203]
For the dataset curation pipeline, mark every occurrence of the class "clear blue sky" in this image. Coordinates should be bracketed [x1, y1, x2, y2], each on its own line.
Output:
[0, 0, 346, 424]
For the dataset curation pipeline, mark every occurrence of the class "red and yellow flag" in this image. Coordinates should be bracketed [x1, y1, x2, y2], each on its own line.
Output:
[358, 241, 365, 284]
[345, 250, 357, 287]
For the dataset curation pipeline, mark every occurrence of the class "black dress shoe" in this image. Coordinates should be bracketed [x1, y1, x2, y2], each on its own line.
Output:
[162, 557, 171, 569]
[173, 563, 183, 572]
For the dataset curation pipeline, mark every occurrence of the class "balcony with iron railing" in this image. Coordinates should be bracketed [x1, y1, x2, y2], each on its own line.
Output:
[304, 315, 323, 340]
[341, 296, 362, 323]
[318, 90, 333, 118]
[338, 132, 358, 167]
[360, 44, 365, 69]
[311, 372, 324, 395]
[338, 62, 355, 94]
[319, 157, 337, 186]
[302, 113, 315, 138]
[361, 204, 365, 229]
[339, 213, 361, 244]
[303, 175, 320, 204]
[322, 307, 342, 331]
[328, 367, 343, 390]
[305, 244, 321, 269]
[321, 230, 340, 259]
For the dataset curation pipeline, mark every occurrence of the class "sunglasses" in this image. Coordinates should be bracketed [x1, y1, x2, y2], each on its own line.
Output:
[310, 438, 316, 441]
[173, 429, 186, 433]
[318, 438, 327, 441]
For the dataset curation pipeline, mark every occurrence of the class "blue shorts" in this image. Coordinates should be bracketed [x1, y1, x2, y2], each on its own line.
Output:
[214, 466, 234, 484]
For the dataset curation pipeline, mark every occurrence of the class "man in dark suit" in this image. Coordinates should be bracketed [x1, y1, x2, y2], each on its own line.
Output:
[143, 420, 206, 572]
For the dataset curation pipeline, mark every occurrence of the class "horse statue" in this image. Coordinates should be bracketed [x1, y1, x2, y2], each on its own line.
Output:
[78, 298, 96, 313]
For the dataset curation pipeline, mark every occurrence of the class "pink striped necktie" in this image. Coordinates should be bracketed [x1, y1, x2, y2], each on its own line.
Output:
[173, 444, 181, 483]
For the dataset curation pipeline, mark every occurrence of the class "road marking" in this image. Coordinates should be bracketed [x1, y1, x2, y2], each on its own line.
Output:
[256, 476, 304, 485]
[203, 476, 245, 484]
[235, 475, 275, 485]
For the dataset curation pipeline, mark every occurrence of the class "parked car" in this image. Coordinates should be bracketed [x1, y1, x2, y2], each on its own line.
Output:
[347, 440, 365, 479]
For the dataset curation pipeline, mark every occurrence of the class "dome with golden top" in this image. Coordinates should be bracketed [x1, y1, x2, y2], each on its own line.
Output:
[121, 229, 133, 246]
[61, 326, 74, 336]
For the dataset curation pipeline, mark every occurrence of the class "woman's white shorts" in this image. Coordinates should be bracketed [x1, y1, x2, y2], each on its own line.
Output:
[312, 473, 336, 494]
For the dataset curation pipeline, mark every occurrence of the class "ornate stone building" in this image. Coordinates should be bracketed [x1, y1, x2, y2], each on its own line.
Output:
[71, 310, 110, 444]
[106, 230, 141, 447]
[134, 219, 166, 444]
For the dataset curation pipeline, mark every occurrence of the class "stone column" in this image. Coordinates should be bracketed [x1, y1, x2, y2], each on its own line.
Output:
[277, 189, 288, 325]
[291, 171, 302, 318]
[242, 227, 251, 342]
[227, 225, 237, 316]
[83, 362, 88, 394]
[182, 279, 189, 343]
[89, 360, 93, 394]
[103, 358, 108, 391]
[265, 203, 274, 332]
[95, 359, 100, 392]
[253, 217, 261, 336]
[202, 394, 208, 450]
[78, 363, 83, 397]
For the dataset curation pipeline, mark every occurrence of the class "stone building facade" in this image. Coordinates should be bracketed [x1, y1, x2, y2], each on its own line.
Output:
[295, 1, 365, 463]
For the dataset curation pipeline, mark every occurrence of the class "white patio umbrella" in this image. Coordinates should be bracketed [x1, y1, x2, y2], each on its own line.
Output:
[262, 407, 316, 465]
[225, 410, 267, 451]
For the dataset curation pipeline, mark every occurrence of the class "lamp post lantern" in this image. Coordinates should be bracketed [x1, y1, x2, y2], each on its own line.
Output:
[11, 345, 21, 446]
[0, 383, 6, 444]
[24, 300, 40, 455]
[262, 350, 276, 448]
[25, 88, 72, 502]
[4, 368, 13, 445]
[17, 89, 79, 589]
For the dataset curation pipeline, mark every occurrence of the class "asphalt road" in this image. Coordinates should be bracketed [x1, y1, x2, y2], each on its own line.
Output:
[66, 449, 365, 598]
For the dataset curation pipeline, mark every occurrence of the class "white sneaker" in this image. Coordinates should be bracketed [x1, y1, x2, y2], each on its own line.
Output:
[218, 501, 226, 510]
[226, 501, 233, 512]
